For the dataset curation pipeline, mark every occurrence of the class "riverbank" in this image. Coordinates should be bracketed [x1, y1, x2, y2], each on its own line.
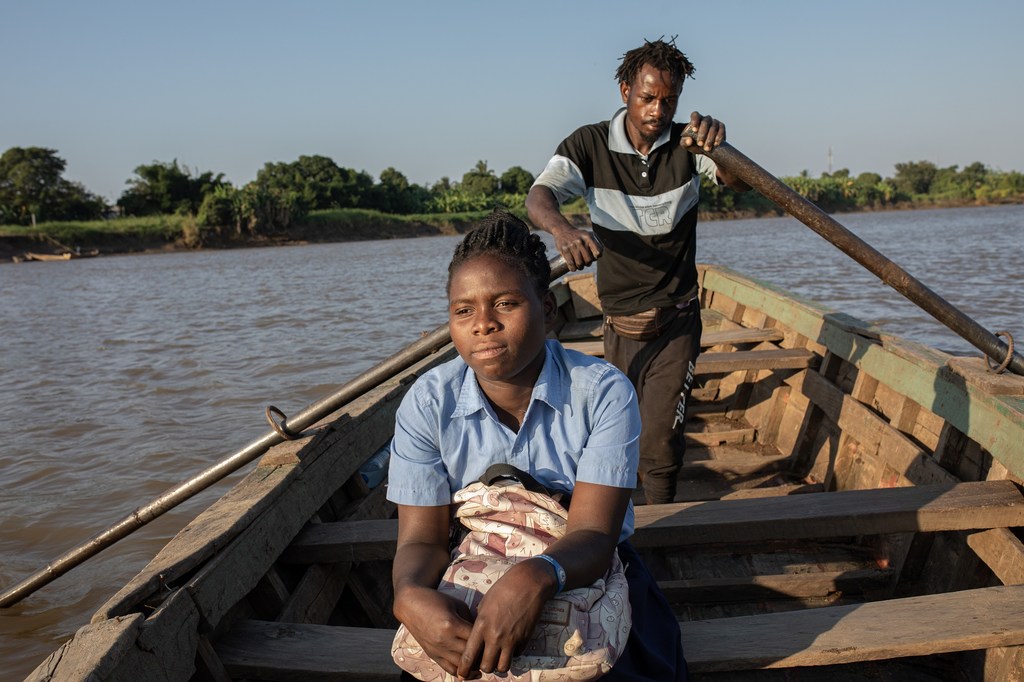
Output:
[2, 200, 1016, 264]
[0, 209, 597, 263]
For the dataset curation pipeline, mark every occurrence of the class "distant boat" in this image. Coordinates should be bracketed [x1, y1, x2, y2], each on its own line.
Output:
[20, 249, 99, 262]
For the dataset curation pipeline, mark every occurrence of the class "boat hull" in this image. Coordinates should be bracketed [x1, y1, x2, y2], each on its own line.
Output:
[25, 264, 1024, 681]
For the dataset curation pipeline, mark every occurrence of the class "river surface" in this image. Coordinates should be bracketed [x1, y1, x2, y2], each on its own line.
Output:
[1, 204, 1021, 676]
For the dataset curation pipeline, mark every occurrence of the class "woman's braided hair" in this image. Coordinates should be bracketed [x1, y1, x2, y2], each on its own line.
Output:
[447, 210, 550, 298]
[615, 36, 695, 88]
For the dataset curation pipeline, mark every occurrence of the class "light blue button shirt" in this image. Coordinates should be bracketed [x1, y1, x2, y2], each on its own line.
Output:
[387, 340, 640, 541]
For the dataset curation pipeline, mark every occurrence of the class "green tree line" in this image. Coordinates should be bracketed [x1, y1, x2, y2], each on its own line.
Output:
[4, 147, 1024, 239]
[699, 162, 1024, 215]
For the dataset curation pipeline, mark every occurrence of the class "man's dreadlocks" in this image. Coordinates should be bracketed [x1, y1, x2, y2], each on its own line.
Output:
[615, 36, 695, 88]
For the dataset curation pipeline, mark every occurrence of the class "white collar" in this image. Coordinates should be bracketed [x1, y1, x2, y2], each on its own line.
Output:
[608, 107, 672, 158]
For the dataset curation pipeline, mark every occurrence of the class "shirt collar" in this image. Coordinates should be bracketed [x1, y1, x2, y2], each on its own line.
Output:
[608, 107, 672, 157]
[450, 340, 565, 420]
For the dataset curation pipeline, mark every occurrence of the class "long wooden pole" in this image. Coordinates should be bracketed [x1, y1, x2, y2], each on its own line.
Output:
[0, 255, 571, 608]
[691, 135, 1024, 376]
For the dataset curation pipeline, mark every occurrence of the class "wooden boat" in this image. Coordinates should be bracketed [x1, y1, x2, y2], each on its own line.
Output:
[24, 261, 1024, 681]
[21, 249, 100, 262]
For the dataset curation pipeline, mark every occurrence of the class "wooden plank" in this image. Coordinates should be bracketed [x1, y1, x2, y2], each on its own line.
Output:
[658, 568, 892, 602]
[682, 584, 1024, 671]
[785, 369, 958, 487]
[948, 357, 1024, 396]
[559, 329, 787, 356]
[197, 636, 233, 682]
[36, 587, 202, 681]
[700, 265, 1024, 480]
[632, 480, 1024, 549]
[557, 318, 603, 340]
[696, 348, 818, 374]
[283, 519, 397, 565]
[680, 454, 791, 478]
[708, 483, 825, 500]
[685, 428, 756, 446]
[217, 585, 1024, 676]
[216, 620, 400, 681]
[277, 562, 352, 624]
[968, 527, 1024, 585]
[182, 350, 457, 633]
[93, 346, 455, 623]
[559, 325, 786, 348]
[283, 481, 1024, 564]
[560, 338, 603, 356]
[566, 274, 602, 318]
[94, 461, 298, 621]
[702, 327, 784, 347]
[25, 613, 144, 682]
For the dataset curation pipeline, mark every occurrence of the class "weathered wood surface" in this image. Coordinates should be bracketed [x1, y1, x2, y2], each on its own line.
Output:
[283, 519, 396, 565]
[948, 356, 1024, 396]
[702, 327, 785, 347]
[785, 368, 959, 488]
[277, 562, 351, 624]
[561, 342, 819, 375]
[30, 588, 202, 682]
[697, 348, 818, 374]
[214, 585, 1024, 678]
[657, 567, 892, 602]
[682, 584, 1024, 671]
[25, 613, 144, 681]
[685, 427, 756, 446]
[632, 480, 1024, 548]
[680, 453, 792, 477]
[216, 620, 399, 681]
[700, 264, 1024, 480]
[558, 323, 784, 347]
[968, 527, 1024, 585]
[92, 458, 301, 622]
[91, 345, 455, 624]
[283, 481, 1024, 564]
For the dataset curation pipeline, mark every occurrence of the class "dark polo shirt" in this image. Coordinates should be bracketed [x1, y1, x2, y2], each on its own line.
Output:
[534, 108, 719, 316]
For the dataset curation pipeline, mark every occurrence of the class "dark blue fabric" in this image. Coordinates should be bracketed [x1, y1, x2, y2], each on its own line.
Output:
[605, 540, 688, 681]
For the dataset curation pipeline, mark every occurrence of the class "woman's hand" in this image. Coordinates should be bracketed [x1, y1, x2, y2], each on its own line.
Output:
[394, 584, 475, 677]
[456, 558, 557, 678]
[393, 503, 472, 677]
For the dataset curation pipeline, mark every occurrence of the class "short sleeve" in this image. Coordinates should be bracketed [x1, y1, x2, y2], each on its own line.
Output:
[574, 366, 640, 489]
[694, 154, 720, 186]
[532, 154, 587, 206]
[386, 382, 452, 506]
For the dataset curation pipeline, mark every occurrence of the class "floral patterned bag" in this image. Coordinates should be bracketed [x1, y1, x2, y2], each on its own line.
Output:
[391, 470, 632, 681]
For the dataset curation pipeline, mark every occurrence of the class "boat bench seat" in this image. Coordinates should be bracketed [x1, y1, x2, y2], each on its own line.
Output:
[558, 321, 785, 347]
[282, 480, 1024, 564]
[561, 341, 818, 374]
[213, 584, 1024, 678]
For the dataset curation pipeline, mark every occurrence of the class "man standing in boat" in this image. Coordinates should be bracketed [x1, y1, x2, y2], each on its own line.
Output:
[527, 37, 750, 505]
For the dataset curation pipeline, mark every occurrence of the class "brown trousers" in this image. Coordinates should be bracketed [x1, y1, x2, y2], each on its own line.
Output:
[604, 299, 702, 504]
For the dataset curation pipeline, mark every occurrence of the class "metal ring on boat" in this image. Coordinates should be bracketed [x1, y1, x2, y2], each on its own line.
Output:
[985, 331, 1015, 374]
[265, 405, 301, 440]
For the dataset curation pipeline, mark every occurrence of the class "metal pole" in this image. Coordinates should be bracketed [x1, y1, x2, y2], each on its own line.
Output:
[0, 255, 568, 608]
[692, 136, 1024, 376]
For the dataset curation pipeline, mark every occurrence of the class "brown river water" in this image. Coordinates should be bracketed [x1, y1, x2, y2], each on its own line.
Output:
[1, 204, 1021, 677]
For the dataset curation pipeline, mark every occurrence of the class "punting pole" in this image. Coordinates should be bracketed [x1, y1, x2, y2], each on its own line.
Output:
[0, 256, 571, 608]
[687, 132, 1024, 377]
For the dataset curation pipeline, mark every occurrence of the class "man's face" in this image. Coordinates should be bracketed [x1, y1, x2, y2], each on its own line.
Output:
[620, 64, 681, 149]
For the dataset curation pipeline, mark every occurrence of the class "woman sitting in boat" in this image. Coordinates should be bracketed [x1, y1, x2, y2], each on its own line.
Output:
[386, 210, 687, 681]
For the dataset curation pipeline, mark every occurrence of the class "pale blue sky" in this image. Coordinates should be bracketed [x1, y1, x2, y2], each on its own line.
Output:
[3, 0, 1022, 201]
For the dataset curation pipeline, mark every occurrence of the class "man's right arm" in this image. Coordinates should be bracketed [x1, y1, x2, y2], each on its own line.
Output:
[526, 184, 602, 271]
